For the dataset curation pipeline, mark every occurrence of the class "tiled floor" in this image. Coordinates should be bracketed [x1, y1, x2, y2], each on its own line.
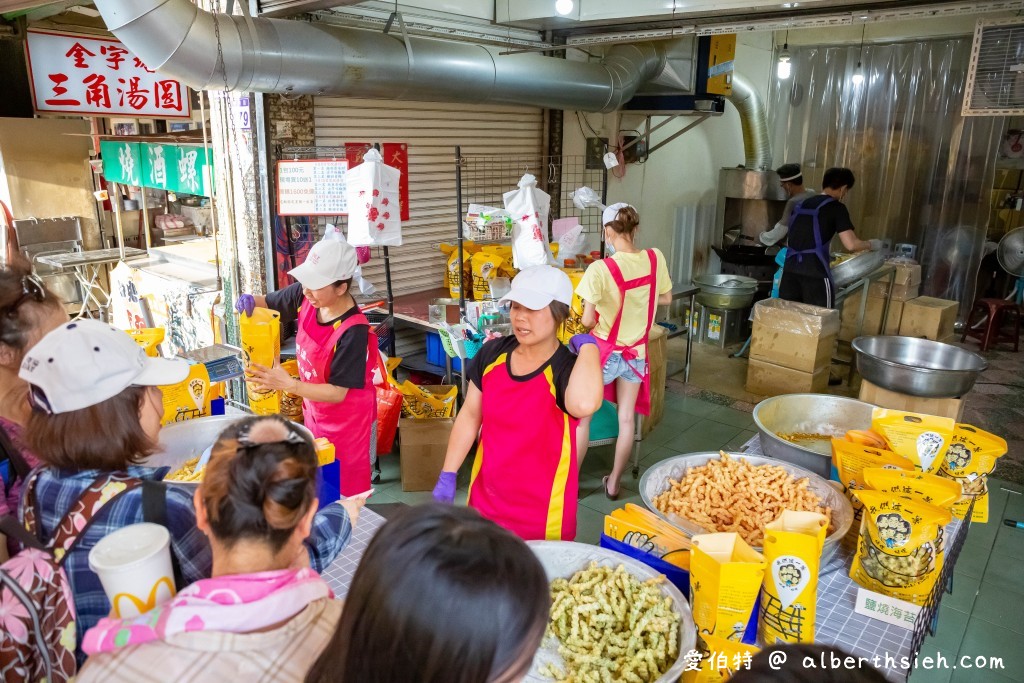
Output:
[368, 391, 1024, 682]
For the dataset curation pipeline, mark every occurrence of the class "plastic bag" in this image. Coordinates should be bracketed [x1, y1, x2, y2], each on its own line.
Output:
[570, 186, 606, 211]
[399, 382, 457, 418]
[759, 511, 828, 645]
[556, 223, 587, 260]
[345, 149, 403, 247]
[465, 204, 513, 241]
[279, 359, 303, 424]
[503, 174, 555, 269]
[871, 409, 955, 474]
[690, 532, 765, 644]
[239, 308, 282, 415]
[862, 468, 962, 510]
[832, 439, 914, 542]
[937, 424, 1007, 523]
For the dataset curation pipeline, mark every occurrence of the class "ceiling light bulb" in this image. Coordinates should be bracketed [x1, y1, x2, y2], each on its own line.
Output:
[555, 0, 573, 15]
[777, 45, 792, 80]
[852, 62, 865, 85]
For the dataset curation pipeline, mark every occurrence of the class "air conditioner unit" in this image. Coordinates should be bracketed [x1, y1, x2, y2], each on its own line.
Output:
[964, 17, 1024, 116]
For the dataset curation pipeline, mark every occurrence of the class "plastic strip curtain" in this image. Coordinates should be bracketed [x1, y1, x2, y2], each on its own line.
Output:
[769, 38, 1005, 323]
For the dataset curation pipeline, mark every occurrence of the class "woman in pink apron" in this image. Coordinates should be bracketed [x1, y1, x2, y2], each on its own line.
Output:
[431, 266, 603, 541]
[575, 204, 674, 499]
[238, 238, 375, 498]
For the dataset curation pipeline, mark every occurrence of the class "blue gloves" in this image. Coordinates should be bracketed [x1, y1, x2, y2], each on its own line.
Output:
[569, 333, 599, 355]
[432, 471, 457, 504]
[235, 294, 256, 317]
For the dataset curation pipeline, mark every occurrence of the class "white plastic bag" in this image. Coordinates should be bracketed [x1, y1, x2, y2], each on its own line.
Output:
[570, 186, 606, 211]
[503, 174, 554, 269]
[556, 224, 587, 259]
[345, 149, 402, 247]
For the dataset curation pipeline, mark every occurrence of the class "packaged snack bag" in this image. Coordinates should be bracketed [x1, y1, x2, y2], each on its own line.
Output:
[937, 424, 1007, 523]
[604, 503, 692, 569]
[681, 634, 759, 683]
[279, 359, 304, 424]
[465, 204, 513, 241]
[125, 327, 165, 357]
[159, 364, 211, 425]
[759, 511, 828, 644]
[440, 243, 480, 299]
[862, 468, 962, 510]
[557, 265, 587, 344]
[399, 382, 457, 418]
[239, 308, 282, 415]
[871, 409, 955, 474]
[831, 439, 913, 545]
[471, 251, 505, 301]
[690, 533, 766, 643]
[849, 491, 951, 605]
[313, 438, 336, 466]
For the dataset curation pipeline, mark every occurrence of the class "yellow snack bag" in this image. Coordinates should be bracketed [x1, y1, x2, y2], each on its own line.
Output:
[399, 382, 457, 418]
[557, 266, 587, 344]
[470, 251, 504, 300]
[239, 308, 282, 415]
[385, 356, 402, 388]
[690, 532, 766, 642]
[831, 439, 914, 544]
[440, 243, 480, 299]
[681, 634, 759, 683]
[871, 409, 955, 473]
[279, 359, 303, 424]
[159, 364, 211, 425]
[849, 490, 951, 605]
[604, 504, 691, 569]
[938, 424, 1007, 523]
[313, 437, 336, 466]
[862, 468, 962, 510]
[125, 327, 165, 357]
[759, 511, 828, 644]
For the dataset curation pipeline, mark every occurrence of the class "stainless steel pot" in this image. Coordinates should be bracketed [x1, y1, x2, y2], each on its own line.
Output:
[751, 394, 876, 479]
[852, 335, 988, 398]
[695, 291, 755, 310]
[830, 250, 885, 288]
[692, 273, 758, 295]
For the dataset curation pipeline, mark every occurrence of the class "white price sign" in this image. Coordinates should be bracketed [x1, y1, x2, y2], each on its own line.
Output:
[276, 159, 350, 216]
[854, 587, 921, 630]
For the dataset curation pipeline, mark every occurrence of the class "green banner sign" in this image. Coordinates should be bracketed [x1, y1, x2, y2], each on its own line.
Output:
[102, 141, 214, 197]
[100, 140, 142, 187]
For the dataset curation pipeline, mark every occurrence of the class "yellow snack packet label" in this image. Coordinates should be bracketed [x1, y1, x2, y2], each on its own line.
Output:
[399, 382, 457, 418]
[125, 327, 165, 357]
[160, 363, 211, 425]
[759, 511, 827, 644]
[849, 491, 951, 605]
[681, 634, 759, 683]
[862, 468, 962, 509]
[691, 532, 766, 642]
[239, 308, 282, 416]
[870, 409, 955, 473]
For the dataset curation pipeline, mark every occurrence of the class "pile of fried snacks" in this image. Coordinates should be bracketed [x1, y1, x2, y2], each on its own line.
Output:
[540, 562, 680, 683]
[652, 453, 830, 547]
[166, 456, 204, 483]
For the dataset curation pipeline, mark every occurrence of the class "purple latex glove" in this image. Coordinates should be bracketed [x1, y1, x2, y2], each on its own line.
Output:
[235, 294, 256, 317]
[569, 333, 599, 355]
[432, 471, 457, 504]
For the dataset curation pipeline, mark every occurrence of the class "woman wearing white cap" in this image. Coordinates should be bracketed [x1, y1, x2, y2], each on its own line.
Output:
[431, 265, 603, 541]
[574, 204, 673, 499]
[235, 237, 376, 498]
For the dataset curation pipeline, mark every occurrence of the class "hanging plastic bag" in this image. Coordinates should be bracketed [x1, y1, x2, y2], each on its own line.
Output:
[503, 174, 555, 269]
[556, 223, 587, 260]
[345, 149, 402, 247]
[570, 186, 606, 211]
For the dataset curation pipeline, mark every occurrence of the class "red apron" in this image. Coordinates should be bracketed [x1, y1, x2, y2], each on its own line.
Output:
[594, 249, 658, 416]
[295, 304, 376, 497]
[467, 350, 578, 541]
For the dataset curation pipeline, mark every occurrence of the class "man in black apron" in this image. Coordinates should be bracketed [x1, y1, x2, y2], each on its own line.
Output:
[778, 167, 877, 309]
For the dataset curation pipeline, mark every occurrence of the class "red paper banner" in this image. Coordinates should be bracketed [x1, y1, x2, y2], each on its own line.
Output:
[382, 142, 410, 221]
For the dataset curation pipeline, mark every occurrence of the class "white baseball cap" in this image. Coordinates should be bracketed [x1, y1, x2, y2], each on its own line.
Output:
[288, 238, 358, 290]
[19, 319, 189, 415]
[602, 202, 634, 227]
[500, 265, 573, 310]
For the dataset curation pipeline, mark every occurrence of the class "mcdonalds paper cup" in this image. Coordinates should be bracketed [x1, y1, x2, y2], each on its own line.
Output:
[88, 523, 176, 619]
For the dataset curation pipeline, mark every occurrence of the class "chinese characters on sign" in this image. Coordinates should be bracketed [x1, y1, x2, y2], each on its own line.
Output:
[276, 160, 350, 216]
[854, 587, 920, 630]
[100, 141, 214, 197]
[26, 29, 191, 118]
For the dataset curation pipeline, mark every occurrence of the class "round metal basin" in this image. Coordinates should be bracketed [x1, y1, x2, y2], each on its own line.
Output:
[752, 394, 876, 479]
[852, 335, 987, 398]
[831, 250, 885, 288]
[692, 273, 758, 296]
[696, 290, 755, 310]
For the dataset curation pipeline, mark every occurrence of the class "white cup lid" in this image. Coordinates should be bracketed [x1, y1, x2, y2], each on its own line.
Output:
[88, 523, 170, 573]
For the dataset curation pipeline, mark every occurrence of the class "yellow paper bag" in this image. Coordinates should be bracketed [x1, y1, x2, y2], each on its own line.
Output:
[239, 308, 282, 415]
[938, 424, 1007, 523]
[279, 359, 303, 424]
[681, 634, 759, 683]
[759, 511, 828, 644]
[159, 364, 211, 425]
[604, 504, 691, 569]
[470, 251, 504, 300]
[832, 439, 915, 544]
[125, 327, 165, 357]
[690, 532, 766, 642]
[871, 409, 955, 474]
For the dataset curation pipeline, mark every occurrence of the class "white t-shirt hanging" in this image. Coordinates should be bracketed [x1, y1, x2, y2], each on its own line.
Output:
[345, 149, 403, 247]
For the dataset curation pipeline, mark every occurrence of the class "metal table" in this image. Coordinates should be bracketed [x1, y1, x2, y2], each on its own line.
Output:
[36, 247, 149, 320]
[666, 284, 699, 383]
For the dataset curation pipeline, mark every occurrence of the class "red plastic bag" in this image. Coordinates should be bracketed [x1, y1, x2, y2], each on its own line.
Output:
[376, 385, 402, 455]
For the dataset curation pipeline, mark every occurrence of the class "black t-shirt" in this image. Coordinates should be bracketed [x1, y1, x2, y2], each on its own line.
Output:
[467, 336, 576, 414]
[784, 195, 855, 277]
[265, 282, 368, 389]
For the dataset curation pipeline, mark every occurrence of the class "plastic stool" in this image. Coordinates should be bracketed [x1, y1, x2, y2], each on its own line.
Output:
[961, 299, 1021, 352]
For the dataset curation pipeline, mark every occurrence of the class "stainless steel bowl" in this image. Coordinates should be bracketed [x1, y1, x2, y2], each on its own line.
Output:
[852, 335, 988, 398]
[639, 452, 853, 564]
[525, 541, 695, 683]
[752, 394, 876, 479]
[692, 273, 758, 296]
[831, 250, 885, 287]
[696, 290, 755, 310]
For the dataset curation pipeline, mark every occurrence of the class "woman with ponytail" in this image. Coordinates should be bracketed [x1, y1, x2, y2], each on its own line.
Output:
[78, 415, 364, 682]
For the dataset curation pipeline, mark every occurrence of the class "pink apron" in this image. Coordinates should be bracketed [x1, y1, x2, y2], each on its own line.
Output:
[296, 304, 376, 497]
[593, 249, 658, 417]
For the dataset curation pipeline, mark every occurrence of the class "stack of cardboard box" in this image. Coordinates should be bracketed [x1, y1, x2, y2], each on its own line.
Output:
[838, 262, 921, 342]
[746, 299, 840, 395]
[898, 297, 958, 341]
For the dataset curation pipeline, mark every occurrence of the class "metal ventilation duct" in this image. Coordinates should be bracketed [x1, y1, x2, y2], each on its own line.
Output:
[724, 73, 773, 171]
[93, 0, 669, 112]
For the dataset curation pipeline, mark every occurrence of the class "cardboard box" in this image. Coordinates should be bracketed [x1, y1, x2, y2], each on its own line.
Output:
[399, 416, 456, 491]
[890, 262, 922, 287]
[750, 299, 840, 373]
[746, 358, 829, 396]
[868, 281, 920, 301]
[899, 297, 958, 341]
[858, 380, 965, 421]
[839, 296, 905, 341]
[641, 325, 667, 438]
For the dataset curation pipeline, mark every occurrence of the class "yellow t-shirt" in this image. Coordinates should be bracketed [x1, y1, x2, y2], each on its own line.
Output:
[574, 248, 673, 359]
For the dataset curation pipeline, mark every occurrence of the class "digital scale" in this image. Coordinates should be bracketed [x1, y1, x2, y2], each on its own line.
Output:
[177, 344, 245, 383]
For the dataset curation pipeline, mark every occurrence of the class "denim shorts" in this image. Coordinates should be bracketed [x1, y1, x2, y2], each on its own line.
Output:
[602, 352, 647, 385]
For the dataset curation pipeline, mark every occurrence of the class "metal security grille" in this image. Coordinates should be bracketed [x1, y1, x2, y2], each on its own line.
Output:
[964, 18, 1024, 116]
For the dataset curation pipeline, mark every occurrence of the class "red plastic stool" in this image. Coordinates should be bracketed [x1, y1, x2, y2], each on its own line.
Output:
[961, 299, 1021, 352]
